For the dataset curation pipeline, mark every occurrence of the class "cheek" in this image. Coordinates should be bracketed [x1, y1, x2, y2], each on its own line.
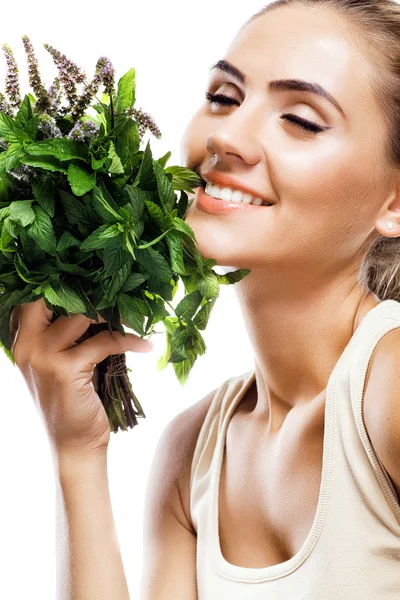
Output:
[272, 138, 380, 238]
[179, 108, 208, 168]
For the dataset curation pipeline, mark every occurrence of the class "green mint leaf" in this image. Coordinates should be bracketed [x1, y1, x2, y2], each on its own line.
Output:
[91, 155, 106, 170]
[103, 245, 132, 277]
[104, 260, 132, 299]
[54, 256, 90, 275]
[80, 223, 122, 251]
[107, 140, 124, 174]
[133, 139, 154, 189]
[9, 200, 35, 227]
[0, 112, 31, 144]
[26, 205, 57, 256]
[125, 184, 145, 222]
[168, 328, 190, 363]
[43, 277, 87, 313]
[135, 246, 173, 293]
[216, 269, 251, 284]
[172, 348, 197, 386]
[116, 68, 136, 113]
[25, 116, 42, 141]
[197, 271, 220, 300]
[117, 293, 145, 336]
[153, 160, 176, 214]
[175, 290, 203, 321]
[32, 176, 56, 217]
[144, 199, 165, 228]
[156, 151, 171, 169]
[115, 119, 139, 178]
[56, 231, 81, 252]
[92, 184, 124, 223]
[192, 297, 217, 330]
[177, 190, 189, 219]
[4, 216, 21, 238]
[189, 327, 206, 356]
[120, 272, 149, 293]
[0, 143, 24, 174]
[20, 155, 68, 173]
[0, 172, 13, 201]
[15, 254, 46, 284]
[26, 139, 90, 163]
[59, 189, 94, 226]
[172, 216, 198, 243]
[165, 230, 186, 275]
[164, 165, 204, 192]
[67, 161, 96, 196]
[0, 205, 10, 221]
[15, 95, 33, 127]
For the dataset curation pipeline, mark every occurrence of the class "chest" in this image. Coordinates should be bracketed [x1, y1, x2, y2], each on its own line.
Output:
[218, 394, 326, 568]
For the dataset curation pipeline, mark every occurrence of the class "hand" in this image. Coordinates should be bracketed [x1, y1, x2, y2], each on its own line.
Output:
[10, 298, 153, 457]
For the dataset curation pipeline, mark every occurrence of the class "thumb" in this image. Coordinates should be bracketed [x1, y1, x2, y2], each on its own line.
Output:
[67, 327, 153, 370]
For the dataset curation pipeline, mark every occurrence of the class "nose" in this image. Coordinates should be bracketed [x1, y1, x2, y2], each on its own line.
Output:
[205, 109, 263, 167]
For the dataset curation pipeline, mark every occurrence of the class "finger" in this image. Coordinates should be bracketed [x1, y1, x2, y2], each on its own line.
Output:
[65, 328, 153, 370]
[41, 312, 104, 352]
[17, 297, 54, 342]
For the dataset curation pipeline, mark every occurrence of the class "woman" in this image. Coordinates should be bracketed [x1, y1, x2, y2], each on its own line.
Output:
[11, 0, 400, 598]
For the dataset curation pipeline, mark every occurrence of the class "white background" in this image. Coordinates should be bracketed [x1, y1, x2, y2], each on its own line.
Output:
[0, 1, 263, 598]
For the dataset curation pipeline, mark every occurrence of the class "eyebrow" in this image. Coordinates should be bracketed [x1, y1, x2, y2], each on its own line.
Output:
[209, 59, 347, 119]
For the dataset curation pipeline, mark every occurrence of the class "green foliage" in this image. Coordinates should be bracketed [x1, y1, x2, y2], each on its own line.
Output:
[0, 44, 252, 386]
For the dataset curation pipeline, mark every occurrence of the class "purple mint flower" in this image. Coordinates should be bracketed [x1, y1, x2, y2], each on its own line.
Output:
[38, 114, 62, 139]
[0, 92, 13, 117]
[21, 36, 51, 112]
[2, 44, 21, 112]
[43, 44, 87, 111]
[67, 119, 100, 145]
[46, 76, 62, 117]
[97, 56, 115, 96]
[70, 56, 114, 122]
[126, 106, 162, 141]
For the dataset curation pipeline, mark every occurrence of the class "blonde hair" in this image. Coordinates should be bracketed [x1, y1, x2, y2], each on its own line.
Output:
[240, 0, 400, 301]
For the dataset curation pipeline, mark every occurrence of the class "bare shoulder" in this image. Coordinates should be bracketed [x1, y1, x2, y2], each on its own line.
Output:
[160, 386, 217, 533]
[363, 326, 400, 499]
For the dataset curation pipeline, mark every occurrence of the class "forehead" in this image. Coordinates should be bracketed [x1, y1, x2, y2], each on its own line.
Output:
[223, 5, 378, 117]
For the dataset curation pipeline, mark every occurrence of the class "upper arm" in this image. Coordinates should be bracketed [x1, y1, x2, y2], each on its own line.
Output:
[139, 390, 215, 599]
[363, 326, 400, 497]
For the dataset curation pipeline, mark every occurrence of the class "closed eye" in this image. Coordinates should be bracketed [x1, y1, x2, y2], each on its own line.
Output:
[205, 91, 328, 135]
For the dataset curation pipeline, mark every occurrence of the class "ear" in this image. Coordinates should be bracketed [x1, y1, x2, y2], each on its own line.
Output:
[374, 177, 400, 239]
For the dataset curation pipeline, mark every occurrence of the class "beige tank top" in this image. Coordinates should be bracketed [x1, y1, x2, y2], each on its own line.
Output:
[190, 299, 400, 598]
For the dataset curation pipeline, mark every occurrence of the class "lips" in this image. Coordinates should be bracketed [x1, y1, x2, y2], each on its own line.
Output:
[200, 170, 273, 205]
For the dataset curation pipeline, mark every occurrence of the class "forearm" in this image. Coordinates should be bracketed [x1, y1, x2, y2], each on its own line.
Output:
[53, 450, 130, 600]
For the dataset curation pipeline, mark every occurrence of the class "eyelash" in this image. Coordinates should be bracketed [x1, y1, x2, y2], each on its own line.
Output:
[204, 91, 325, 134]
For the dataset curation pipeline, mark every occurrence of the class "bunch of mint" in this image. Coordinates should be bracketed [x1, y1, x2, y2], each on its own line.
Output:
[0, 37, 250, 433]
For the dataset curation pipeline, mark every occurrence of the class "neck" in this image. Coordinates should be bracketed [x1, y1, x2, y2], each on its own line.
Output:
[233, 275, 379, 432]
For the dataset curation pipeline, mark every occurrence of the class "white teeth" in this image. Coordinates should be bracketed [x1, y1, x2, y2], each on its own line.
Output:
[220, 187, 233, 201]
[242, 193, 253, 205]
[205, 182, 269, 206]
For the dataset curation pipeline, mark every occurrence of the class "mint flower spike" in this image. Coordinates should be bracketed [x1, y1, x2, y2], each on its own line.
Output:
[0, 91, 13, 117]
[71, 55, 115, 122]
[21, 35, 51, 112]
[43, 43, 87, 112]
[46, 76, 62, 117]
[126, 106, 162, 141]
[2, 44, 21, 112]
[97, 56, 115, 96]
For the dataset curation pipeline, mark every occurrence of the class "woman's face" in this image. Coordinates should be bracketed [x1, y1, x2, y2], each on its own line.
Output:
[180, 5, 393, 281]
